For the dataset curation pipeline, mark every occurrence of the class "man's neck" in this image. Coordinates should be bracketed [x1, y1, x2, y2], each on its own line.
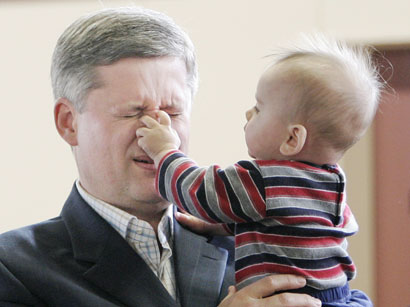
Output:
[76, 180, 170, 234]
[122, 205, 168, 233]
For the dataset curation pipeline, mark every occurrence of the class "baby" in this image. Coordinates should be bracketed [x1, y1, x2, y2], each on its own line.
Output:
[137, 34, 382, 306]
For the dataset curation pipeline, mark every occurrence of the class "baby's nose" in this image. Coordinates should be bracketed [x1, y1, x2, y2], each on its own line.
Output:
[245, 109, 253, 121]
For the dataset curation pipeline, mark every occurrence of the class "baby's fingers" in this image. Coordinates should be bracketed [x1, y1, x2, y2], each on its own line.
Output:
[156, 110, 172, 126]
[136, 126, 149, 138]
[139, 115, 159, 128]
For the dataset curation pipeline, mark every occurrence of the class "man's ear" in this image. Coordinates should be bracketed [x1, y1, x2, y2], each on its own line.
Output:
[279, 124, 307, 156]
[54, 98, 78, 146]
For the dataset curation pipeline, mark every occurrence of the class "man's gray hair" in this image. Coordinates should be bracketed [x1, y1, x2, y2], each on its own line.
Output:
[51, 7, 198, 111]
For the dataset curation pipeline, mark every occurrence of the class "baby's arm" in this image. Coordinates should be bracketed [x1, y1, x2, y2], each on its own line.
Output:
[156, 151, 266, 225]
[136, 111, 181, 167]
[137, 112, 266, 225]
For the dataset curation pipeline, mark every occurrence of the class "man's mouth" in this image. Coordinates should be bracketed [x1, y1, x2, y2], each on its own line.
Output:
[133, 157, 154, 164]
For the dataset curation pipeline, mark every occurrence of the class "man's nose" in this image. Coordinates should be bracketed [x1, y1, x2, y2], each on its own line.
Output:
[142, 109, 159, 120]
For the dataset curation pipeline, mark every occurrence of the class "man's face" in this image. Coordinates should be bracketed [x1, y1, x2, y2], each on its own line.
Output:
[73, 57, 191, 216]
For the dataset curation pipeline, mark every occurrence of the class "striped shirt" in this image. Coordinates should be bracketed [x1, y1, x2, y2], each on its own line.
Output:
[76, 181, 178, 301]
[157, 151, 358, 291]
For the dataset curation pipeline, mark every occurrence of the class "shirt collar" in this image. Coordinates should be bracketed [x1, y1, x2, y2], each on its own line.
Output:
[75, 180, 174, 245]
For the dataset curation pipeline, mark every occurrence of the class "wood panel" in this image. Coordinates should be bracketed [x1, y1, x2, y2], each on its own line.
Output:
[375, 49, 410, 307]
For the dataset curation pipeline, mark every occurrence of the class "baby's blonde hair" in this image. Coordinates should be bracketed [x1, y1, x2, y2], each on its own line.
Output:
[267, 33, 383, 152]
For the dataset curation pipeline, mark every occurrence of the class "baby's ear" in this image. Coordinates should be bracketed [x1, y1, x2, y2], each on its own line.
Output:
[280, 124, 307, 156]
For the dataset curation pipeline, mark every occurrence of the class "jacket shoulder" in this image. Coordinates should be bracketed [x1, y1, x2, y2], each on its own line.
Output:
[0, 217, 68, 305]
[0, 216, 67, 259]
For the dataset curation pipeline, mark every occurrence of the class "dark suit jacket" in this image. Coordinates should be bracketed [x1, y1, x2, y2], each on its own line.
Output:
[0, 185, 234, 307]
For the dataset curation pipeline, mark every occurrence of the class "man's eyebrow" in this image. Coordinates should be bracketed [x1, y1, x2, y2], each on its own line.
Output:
[110, 102, 144, 113]
[160, 105, 180, 110]
[160, 102, 185, 110]
[123, 101, 145, 109]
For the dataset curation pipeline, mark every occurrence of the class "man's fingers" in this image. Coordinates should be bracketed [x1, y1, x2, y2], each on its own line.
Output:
[175, 211, 208, 233]
[265, 292, 322, 307]
[242, 274, 306, 299]
[266, 274, 307, 292]
[218, 275, 321, 307]
[156, 110, 172, 126]
[175, 212, 229, 236]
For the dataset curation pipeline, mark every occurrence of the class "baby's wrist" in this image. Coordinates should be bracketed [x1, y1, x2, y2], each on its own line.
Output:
[154, 148, 176, 166]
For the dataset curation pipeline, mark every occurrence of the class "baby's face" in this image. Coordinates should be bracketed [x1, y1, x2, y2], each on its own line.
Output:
[244, 67, 291, 160]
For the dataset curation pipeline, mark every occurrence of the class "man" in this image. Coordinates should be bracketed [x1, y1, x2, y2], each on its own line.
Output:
[0, 7, 321, 307]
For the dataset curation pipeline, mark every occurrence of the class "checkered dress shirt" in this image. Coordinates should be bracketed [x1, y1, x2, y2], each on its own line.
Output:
[76, 181, 178, 301]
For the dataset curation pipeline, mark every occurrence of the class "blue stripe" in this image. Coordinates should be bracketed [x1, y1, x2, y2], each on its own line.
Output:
[175, 166, 196, 212]
[236, 252, 353, 271]
[217, 169, 251, 222]
[266, 207, 339, 224]
[237, 160, 266, 201]
[158, 152, 185, 199]
[236, 222, 354, 238]
[264, 176, 339, 191]
[195, 180, 225, 223]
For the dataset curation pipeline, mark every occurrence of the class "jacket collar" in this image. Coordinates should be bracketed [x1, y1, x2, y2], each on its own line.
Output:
[61, 184, 232, 307]
[173, 216, 231, 307]
[61, 184, 176, 307]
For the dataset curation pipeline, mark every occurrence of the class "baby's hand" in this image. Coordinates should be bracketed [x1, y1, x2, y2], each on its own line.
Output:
[136, 111, 181, 165]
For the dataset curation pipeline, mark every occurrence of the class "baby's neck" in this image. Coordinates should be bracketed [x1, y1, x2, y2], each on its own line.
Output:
[291, 146, 343, 166]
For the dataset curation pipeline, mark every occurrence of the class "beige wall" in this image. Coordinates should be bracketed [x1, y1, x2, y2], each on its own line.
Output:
[1, 0, 410, 303]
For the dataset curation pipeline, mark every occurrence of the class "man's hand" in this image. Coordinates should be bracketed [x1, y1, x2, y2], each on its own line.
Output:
[175, 211, 231, 236]
[136, 111, 181, 165]
[219, 275, 322, 307]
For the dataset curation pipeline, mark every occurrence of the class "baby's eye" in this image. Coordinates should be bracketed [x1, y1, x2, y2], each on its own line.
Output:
[254, 106, 260, 113]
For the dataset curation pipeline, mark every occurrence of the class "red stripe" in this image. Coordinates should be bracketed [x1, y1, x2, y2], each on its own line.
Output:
[275, 216, 334, 227]
[186, 169, 216, 223]
[235, 163, 266, 218]
[213, 166, 247, 223]
[156, 150, 179, 192]
[236, 232, 344, 247]
[256, 159, 324, 172]
[341, 204, 352, 228]
[266, 187, 339, 202]
[170, 161, 194, 210]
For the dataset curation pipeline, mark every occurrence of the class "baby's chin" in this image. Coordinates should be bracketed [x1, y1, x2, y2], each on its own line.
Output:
[248, 151, 257, 160]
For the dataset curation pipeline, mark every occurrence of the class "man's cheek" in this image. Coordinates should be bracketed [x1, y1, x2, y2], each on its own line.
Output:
[177, 132, 189, 153]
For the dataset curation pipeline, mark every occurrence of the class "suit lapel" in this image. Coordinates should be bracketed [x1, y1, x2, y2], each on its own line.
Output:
[61, 185, 177, 307]
[83, 230, 176, 307]
[174, 215, 230, 307]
